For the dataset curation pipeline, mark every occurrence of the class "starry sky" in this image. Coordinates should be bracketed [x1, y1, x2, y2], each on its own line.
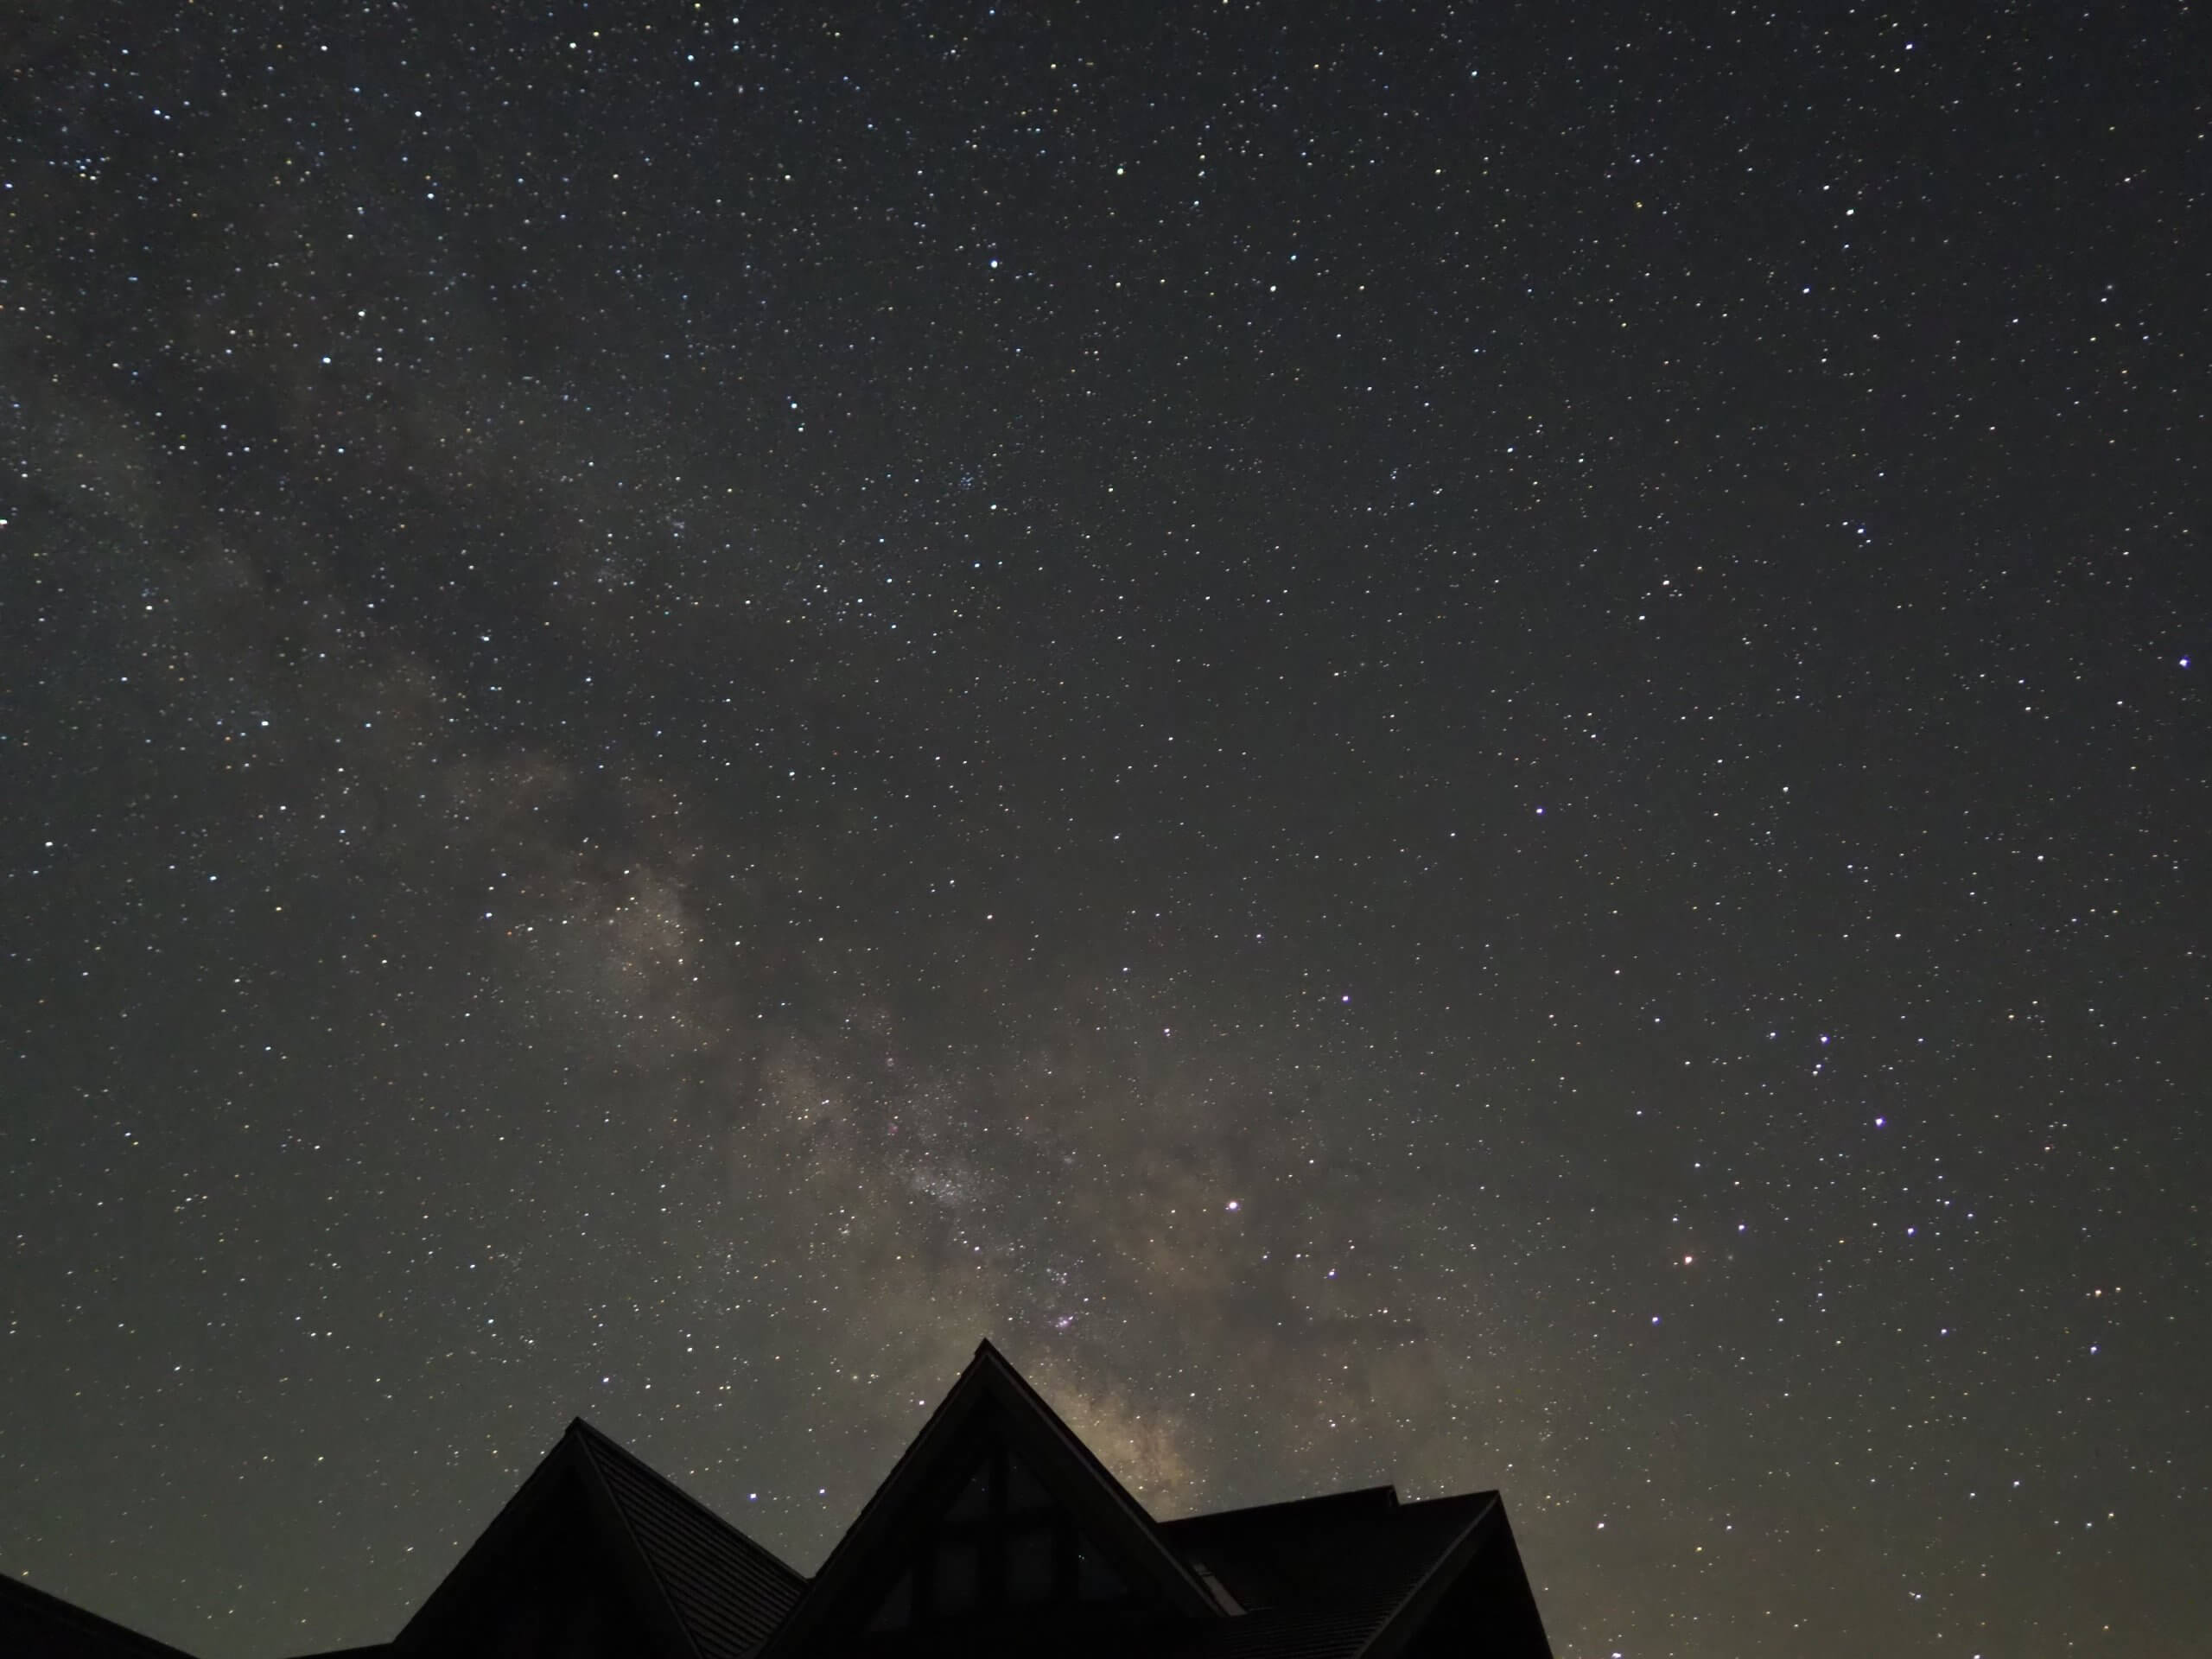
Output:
[3, 4, 2206, 1656]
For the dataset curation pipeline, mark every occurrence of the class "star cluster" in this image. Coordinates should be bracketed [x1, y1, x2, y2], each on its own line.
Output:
[2, 6, 2204, 1657]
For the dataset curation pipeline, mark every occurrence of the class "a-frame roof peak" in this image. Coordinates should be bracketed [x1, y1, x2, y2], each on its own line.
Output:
[567, 1419, 805, 1658]
[760, 1342, 1221, 1656]
[397, 1417, 801, 1659]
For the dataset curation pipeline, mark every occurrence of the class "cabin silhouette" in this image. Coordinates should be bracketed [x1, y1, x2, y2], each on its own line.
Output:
[6, 1340, 1552, 1657]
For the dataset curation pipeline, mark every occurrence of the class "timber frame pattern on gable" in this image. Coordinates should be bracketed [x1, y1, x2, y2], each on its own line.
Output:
[760, 1342, 1225, 1655]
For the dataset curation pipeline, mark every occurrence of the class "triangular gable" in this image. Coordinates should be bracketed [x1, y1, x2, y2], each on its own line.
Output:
[853, 1431, 1147, 1633]
[761, 1342, 1222, 1655]
[395, 1421, 715, 1659]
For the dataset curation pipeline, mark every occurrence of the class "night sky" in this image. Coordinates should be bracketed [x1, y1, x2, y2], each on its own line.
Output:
[3, 4, 2206, 1656]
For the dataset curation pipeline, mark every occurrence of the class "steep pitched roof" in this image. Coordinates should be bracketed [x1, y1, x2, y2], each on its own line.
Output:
[0, 1575, 200, 1659]
[395, 1418, 803, 1659]
[760, 1340, 1222, 1656]
[569, 1420, 807, 1659]
[7, 1349, 1548, 1659]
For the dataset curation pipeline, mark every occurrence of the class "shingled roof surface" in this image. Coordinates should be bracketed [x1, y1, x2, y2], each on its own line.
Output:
[1157, 1486, 1499, 1659]
[569, 1421, 808, 1659]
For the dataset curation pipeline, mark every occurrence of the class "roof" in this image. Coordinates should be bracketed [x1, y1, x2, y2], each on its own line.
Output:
[1157, 1487, 1516, 1659]
[0, 1574, 200, 1659]
[760, 1340, 1221, 1656]
[762, 1342, 1546, 1659]
[568, 1419, 808, 1659]
[10, 1344, 1547, 1659]
[395, 1418, 804, 1659]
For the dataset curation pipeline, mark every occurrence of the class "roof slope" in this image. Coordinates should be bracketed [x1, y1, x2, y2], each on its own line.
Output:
[570, 1420, 806, 1659]
[1158, 1486, 1547, 1659]
[762, 1342, 1546, 1659]
[0, 1574, 200, 1659]
[395, 1418, 802, 1659]
[761, 1340, 1222, 1656]
[10, 1351, 1542, 1659]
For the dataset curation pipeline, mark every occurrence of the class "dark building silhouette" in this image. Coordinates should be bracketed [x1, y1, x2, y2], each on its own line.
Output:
[8, 1341, 1553, 1658]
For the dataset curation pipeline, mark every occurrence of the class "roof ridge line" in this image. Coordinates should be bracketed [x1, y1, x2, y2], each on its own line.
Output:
[1160, 1483, 1403, 1525]
[1343, 1493, 1499, 1659]
[394, 1422, 601, 1649]
[570, 1427, 709, 1659]
[973, 1344, 1208, 1585]
[568, 1420, 806, 1588]
[760, 1340, 1220, 1656]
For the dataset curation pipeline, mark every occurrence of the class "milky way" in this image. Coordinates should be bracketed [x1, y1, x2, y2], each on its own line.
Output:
[3, 7, 2205, 1656]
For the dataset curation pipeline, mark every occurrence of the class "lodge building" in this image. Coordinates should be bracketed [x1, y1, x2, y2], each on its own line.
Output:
[6, 1341, 1553, 1658]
